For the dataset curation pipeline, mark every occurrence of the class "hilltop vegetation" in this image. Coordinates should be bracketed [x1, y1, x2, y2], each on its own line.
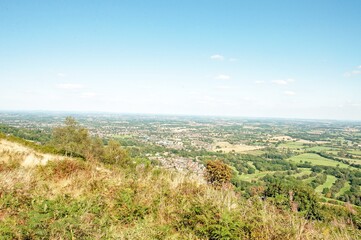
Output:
[0, 117, 360, 239]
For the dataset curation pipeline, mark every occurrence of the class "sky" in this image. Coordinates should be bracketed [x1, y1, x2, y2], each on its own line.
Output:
[0, 0, 361, 120]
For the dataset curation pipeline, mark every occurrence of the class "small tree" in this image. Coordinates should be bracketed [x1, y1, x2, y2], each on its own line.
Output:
[322, 187, 329, 195]
[52, 117, 90, 157]
[84, 136, 104, 162]
[103, 139, 129, 166]
[205, 160, 232, 188]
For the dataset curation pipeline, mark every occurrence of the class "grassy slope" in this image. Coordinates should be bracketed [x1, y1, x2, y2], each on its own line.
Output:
[247, 161, 259, 173]
[349, 150, 361, 156]
[306, 146, 333, 152]
[243, 149, 265, 156]
[336, 181, 351, 197]
[315, 175, 337, 193]
[288, 153, 350, 168]
[278, 141, 305, 149]
[0, 139, 360, 239]
[292, 168, 312, 177]
[238, 171, 280, 182]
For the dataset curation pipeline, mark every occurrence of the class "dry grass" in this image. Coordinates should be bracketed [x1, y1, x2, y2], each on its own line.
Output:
[212, 141, 264, 153]
[269, 135, 295, 142]
[0, 139, 67, 167]
[0, 139, 359, 239]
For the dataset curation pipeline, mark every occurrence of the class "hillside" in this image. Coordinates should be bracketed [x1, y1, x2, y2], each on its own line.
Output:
[0, 136, 360, 239]
[0, 139, 67, 167]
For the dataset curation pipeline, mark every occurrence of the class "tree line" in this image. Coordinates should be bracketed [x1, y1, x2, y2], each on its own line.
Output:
[52, 117, 130, 166]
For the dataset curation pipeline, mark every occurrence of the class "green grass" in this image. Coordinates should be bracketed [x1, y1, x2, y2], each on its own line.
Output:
[304, 176, 317, 184]
[326, 150, 340, 155]
[278, 141, 305, 149]
[244, 149, 265, 156]
[315, 175, 337, 193]
[238, 171, 280, 182]
[338, 157, 361, 164]
[1, 136, 361, 239]
[306, 146, 334, 152]
[292, 168, 312, 177]
[288, 153, 350, 168]
[247, 161, 259, 173]
[336, 181, 351, 197]
[349, 149, 361, 156]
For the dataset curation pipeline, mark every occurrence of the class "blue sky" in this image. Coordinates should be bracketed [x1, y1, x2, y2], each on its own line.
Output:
[1, 0, 361, 120]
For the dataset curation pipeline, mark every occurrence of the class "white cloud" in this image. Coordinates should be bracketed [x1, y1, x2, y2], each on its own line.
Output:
[196, 95, 216, 104]
[344, 71, 361, 77]
[56, 83, 84, 90]
[272, 78, 295, 85]
[339, 101, 361, 108]
[188, 91, 200, 95]
[215, 74, 231, 80]
[81, 92, 97, 98]
[216, 85, 231, 90]
[210, 54, 224, 61]
[344, 66, 361, 77]
[272, 80, 288, 85]
[255, 80, 265, 84]
[284, 90, 296, 96]
[351, 103, 361, 107]
[57, 73, 66, 77]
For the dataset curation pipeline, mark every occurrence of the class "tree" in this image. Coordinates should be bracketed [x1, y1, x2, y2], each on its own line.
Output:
[264, 178, 322, 220]
[103, 139, 129, 166]
[84, 136, 104, 162]
[247, 168, 256, 174]
[205, 160, 232, 188]
[52, 117, 90, 157]
[322, 187, 329, 195]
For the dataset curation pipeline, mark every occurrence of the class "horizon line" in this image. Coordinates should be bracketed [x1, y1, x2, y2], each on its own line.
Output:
[0, 109, 361, 123]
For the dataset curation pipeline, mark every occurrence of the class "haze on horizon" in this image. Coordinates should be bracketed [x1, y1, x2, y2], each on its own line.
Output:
[1, 1, 361, 120]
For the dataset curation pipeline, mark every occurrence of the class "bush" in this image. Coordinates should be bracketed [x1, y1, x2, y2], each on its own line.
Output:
[102, 139, 130, 166]
[37, 159, 88, 179]
[205, 160, 232, 188]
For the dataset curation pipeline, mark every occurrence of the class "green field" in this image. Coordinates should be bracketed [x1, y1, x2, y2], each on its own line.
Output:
[349, 149, 361, 156]
[238, 171, 280, 182]
[326, 150, 340, 155]
[339, 157, 361, 164]
[315, 175, 337, 193]
[247, 161, 259, 173]
[244, 149, 265, 156]
[278, 141, 305, 149]
[306, 146, 333, 152]
[288, 153, 350, 168]
[305, 176, 317, 184]
[336, 181, 351, 197]
[292, 168, 312, 177]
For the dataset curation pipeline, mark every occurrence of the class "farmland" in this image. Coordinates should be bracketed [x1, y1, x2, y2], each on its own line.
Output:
[315, 175, 337, 193]
[212, 141, 264, 153]
[0, 111, 360, 207]
[288, 153, 350, 168]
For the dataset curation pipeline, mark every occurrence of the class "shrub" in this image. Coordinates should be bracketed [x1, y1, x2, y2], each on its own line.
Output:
[205, 160, 232, 188]
[37, 159, 88, 179]
[102, 139, 130, 166]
